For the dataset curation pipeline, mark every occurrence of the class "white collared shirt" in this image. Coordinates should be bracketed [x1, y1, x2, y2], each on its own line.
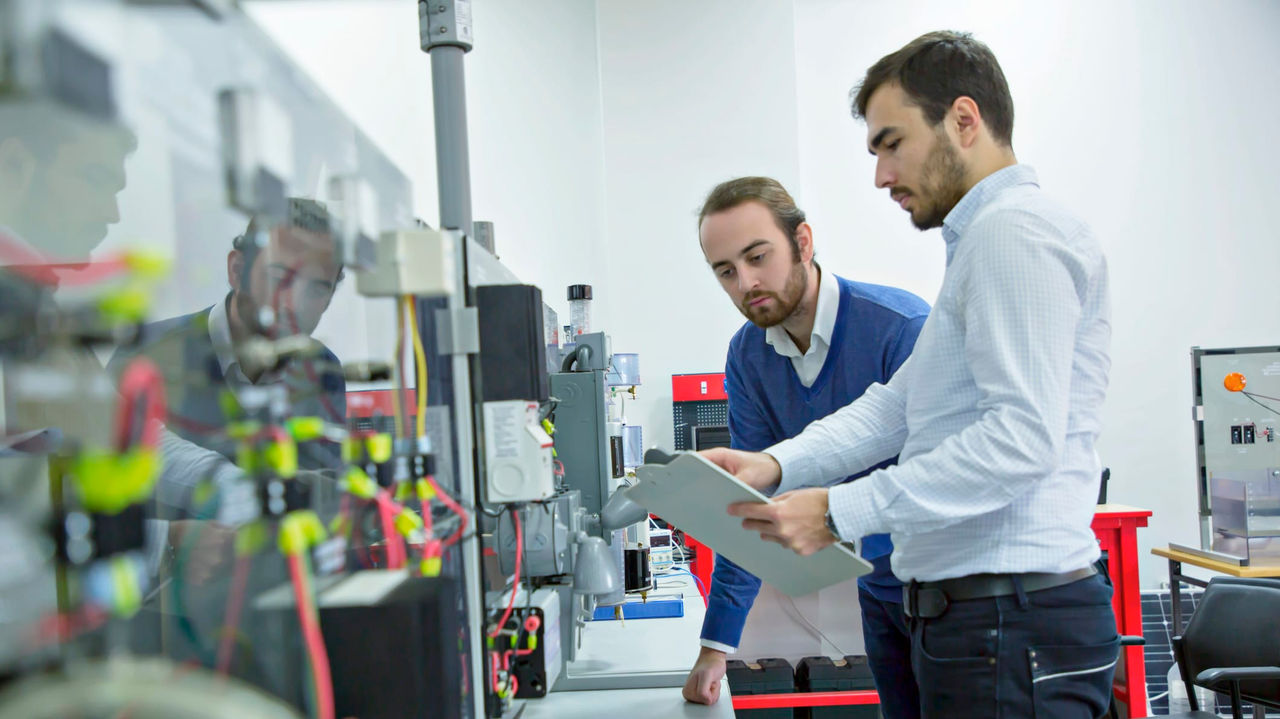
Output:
[208, 296, 285, 389]
[763, 266, 839, 388]
[767, 165, 1110, 582]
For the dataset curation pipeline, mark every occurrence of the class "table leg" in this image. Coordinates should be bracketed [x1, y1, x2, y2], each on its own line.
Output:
[1169, 559, 1183, 635]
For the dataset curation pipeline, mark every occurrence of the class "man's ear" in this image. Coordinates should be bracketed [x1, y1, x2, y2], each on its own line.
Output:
[795, 222, 815, 264]
[227, 249, 244, 291]
[949, 96, 983, 150]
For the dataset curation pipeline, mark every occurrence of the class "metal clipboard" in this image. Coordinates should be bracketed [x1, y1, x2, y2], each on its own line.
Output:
[627, 451, 871, 597]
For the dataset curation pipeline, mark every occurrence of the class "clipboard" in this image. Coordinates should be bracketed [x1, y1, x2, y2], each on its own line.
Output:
[626, 450, 871, 597]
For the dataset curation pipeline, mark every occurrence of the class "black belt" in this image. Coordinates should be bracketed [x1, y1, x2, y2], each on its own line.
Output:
[903, 566, 1097, 620]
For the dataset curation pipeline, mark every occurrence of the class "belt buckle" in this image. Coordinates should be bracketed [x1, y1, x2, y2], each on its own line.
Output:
[904, 582, 949, 620]
[916, 587, 949, 619]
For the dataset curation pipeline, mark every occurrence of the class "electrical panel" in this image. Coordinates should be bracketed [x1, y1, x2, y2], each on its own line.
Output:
[1189, 345, 1280, 565]
[482, 401, 555, 504]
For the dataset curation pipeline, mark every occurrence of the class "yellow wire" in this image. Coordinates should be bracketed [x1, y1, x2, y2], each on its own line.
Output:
[406, 298, 429, 438]
[391, 296, 406, 440]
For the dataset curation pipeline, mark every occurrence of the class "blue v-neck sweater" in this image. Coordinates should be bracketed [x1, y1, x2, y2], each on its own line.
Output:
[702, 275, 929, 649]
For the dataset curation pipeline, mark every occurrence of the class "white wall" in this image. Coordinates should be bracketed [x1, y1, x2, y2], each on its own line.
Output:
[242, 0, 608, 343]
[592, 0, 803, 471]
[790, 0, 1280, 593]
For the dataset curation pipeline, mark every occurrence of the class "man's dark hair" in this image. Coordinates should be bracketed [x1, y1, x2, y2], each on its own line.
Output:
[233, 197, 342, 286]
[698, 176, 806, 261]
[851, 31, 1015, 147]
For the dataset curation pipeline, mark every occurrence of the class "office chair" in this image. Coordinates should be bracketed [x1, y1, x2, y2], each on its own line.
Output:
[1166, 577, 1280, 719]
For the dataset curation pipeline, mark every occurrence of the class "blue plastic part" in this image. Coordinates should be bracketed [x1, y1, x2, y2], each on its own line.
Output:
[591, 598, 685, 621]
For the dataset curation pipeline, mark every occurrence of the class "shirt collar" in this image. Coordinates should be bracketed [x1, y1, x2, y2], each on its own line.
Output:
[941, 164, 1039, 252]
[765, 265, 838, 358]
[208, 294, 239, 377]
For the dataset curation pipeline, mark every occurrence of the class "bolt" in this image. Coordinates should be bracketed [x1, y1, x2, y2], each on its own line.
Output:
[438, 26, 448, 34]
[437, 5, 446, 12]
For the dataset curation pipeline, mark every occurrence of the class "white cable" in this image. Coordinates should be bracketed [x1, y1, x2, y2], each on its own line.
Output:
[777, 587, 848, 656]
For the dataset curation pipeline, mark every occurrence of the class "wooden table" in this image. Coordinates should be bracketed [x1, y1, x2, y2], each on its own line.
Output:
[1151, 546, 1280, 634]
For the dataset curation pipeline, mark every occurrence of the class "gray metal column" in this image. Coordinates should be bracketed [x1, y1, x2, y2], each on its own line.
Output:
[419, 3, 484, 718]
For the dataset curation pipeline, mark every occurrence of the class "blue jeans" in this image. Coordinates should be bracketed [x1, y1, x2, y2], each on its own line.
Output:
[908, 572, 1119, 719]
[860, 590, 921, 719]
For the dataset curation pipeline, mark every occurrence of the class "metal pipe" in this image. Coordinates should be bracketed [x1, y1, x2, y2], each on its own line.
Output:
[430, 46, 473, 233]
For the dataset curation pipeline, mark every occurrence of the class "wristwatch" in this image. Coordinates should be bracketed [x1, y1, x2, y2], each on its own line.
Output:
[823, 507, 840, 540]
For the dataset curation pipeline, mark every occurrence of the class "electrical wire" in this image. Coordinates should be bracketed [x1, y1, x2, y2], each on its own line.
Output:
[777, 588, 848, 656]
[657, 568, 707, 607]
[0, 228, 139, 286]
[487, 508, 522, 638]
[428, 475, 469, 547]
[406, 297, 429, 439]
[391, 297, 408, 440]
[115, 357, 167, 451]
[288, 551, 335, 719]
[1239, 391, 1280, 416]
[215, 553, 252, 676]
[375, 490, 408, 570]
[1242, 390, 1280, 403]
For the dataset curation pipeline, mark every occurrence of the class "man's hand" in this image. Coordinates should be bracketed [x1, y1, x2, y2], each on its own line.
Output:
[699, 447, 782, 493]
[728, 487, 836, 556]
[682, 646, 726, 704]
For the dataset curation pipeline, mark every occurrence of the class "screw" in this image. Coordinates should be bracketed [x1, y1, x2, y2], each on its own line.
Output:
[438, 26, 448, 34]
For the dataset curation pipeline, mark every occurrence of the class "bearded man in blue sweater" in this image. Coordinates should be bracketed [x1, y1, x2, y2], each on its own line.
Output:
[681, 176, 929, 718]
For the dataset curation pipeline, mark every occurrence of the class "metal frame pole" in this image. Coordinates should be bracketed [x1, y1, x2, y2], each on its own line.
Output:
[419, 2, 486, 717]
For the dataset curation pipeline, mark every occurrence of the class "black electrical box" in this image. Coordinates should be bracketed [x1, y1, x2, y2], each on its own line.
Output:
[476, 284, 550, 403]
[796, 655, 878, 719]
[725, 657, 795, 719]
[320, 575, 462, 719]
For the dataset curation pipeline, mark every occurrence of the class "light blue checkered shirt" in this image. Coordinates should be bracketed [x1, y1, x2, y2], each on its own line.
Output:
[767, 165, 1111, 582]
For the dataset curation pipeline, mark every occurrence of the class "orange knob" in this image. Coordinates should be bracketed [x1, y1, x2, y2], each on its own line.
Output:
[1224, 372, 1247, 392]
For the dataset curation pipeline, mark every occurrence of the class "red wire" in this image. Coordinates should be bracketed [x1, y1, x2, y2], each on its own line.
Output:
[288, 553, 335, 719]
[114, 357, 167, 452]
[215, 554, 252, 676]
[375, 490, 407, 569]
[29, 606, 108, 649]
[427, 476, 469, 547]
[0, 228, 134, 287]
[487, 509, 522, 639]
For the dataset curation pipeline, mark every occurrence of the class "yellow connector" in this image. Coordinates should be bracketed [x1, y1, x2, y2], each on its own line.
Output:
[394, 508, 423, 537]
[98, 285, 151, 324]
[394, 482, 413, 503]
[419, 556, 443, 577]
[278, 510, 327, 556]
[365, 433, 393, 464]
[415, 478, 436, 501]
[109, 556, 142, 617]
[263, 436, 298, 478]
[344, 467, 378, 500]
[340, 437, 362, 464]
[72, 448, 160, 514]
[122, 249, 171, 278]
[541, 418, 555, 436]
[285, 417, 325, 442]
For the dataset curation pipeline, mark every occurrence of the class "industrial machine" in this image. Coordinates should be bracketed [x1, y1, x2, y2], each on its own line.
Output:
[0, 2, 663, 718]
[1175, 345, 1280, 567]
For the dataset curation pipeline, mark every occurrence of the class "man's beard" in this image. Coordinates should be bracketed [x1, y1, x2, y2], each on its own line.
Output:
[904, 131, 969, 231]
[739, 260, 807, 328]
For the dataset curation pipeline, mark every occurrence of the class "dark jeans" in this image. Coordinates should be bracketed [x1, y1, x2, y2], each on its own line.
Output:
[860, 590, 922, 719]
[908, 572, 1119, 719]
